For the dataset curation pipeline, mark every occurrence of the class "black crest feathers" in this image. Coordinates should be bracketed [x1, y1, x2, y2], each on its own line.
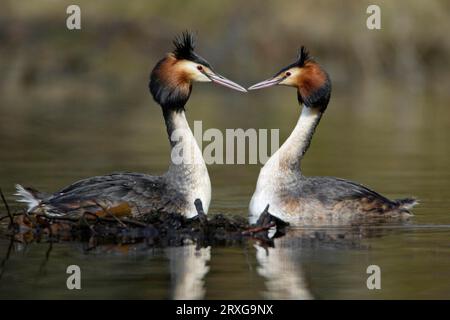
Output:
[172, 31, 196, 60]
[296, 46, 311, 67]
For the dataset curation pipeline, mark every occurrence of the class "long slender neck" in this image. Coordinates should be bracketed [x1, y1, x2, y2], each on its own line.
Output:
[162, 107, 206, 175]
[163, 108, 188, 147]
[270, 104, 323, 172]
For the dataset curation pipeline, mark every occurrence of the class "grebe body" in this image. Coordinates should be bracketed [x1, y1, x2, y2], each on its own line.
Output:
[16, 32, 246, 219]
[248, 47, 417, 225]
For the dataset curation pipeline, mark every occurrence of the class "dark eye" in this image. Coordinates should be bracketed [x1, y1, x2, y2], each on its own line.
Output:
[286, 71, 291, 76]
[197, 65, 203, 71]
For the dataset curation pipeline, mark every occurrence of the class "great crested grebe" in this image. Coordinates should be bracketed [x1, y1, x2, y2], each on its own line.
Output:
[248, 47, 417, 225]
[15, 32, 246, 219]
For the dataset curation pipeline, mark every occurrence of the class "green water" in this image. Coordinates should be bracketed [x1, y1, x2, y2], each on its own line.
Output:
[1, 0, 450, 301]
[0, 84, 449, 299]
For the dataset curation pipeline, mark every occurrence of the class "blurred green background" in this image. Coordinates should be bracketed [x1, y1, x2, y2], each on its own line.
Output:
[0, 0, 450, 299]
[0, 0, 449, 216]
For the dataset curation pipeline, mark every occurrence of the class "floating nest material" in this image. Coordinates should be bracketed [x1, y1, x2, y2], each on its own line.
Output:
[0, 189, 288, 247]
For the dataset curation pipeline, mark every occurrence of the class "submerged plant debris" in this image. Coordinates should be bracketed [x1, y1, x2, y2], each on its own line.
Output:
[0, 188, 412, 254]
[0, 189, 289, 248]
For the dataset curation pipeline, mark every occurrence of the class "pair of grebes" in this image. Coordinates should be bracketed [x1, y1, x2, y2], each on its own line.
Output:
[16, 32, 417, 226]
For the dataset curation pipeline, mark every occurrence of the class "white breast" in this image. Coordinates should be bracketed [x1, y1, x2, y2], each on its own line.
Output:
[248, 105, 322, 224]
[186, 170, 211, 218]
[166, 111, 211, 218]
[249, 159, 285, 224]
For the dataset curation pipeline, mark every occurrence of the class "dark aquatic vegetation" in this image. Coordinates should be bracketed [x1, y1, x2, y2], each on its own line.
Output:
[0, 187, 413, 251]
[0, 194, 288, 250]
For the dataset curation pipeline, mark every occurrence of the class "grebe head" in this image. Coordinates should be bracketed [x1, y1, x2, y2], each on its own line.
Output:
[150, 32, 246, 110]
[248, 46, 331, 110]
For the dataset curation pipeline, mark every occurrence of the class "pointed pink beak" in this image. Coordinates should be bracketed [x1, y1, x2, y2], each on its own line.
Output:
[205, 71, 247, 92]
[248, 76, 286, 90]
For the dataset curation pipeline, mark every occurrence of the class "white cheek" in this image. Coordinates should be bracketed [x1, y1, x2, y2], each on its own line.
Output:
[279, 69, 300, 87]
[182, 61, 211, 82]
[279, 77, 295, 86]
[192, 72, 211, 82]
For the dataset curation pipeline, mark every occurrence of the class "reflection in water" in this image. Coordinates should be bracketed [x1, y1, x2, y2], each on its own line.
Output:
[255, 241, 312, 299]
[1, 222, 450, 299]
[254, 225, 394, 300]
[166, 245, 211, 300]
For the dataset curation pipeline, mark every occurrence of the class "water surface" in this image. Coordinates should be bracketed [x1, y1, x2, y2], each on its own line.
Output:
[1, 85, 449, 299]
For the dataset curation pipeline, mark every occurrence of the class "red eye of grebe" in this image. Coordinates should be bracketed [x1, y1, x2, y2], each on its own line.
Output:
[197, 65, 203, 71]
[286, 71, 291, 76]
